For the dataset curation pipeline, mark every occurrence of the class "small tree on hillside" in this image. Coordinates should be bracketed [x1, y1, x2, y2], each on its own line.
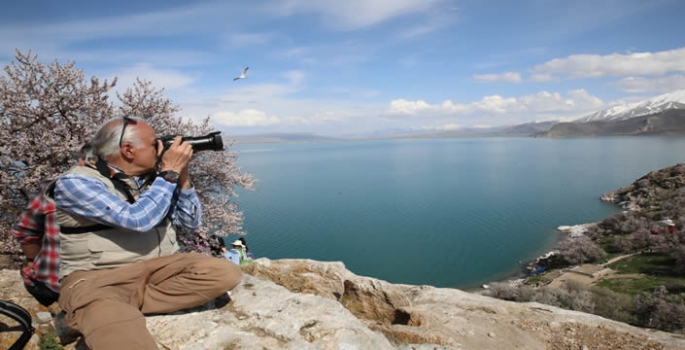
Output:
[632, 228, 666, 253]
[557, 236, 606, 265]
[0, 50, 254, 253]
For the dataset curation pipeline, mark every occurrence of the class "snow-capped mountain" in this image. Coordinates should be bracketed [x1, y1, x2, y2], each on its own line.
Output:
[575, 89, 685, 123]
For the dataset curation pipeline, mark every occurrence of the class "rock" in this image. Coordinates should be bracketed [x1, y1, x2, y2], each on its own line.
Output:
[1, 259, 685, 350]
[36, 311, 52, 324]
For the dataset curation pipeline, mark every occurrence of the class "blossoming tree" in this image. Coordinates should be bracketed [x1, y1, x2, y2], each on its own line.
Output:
[0, 50, 254, 253]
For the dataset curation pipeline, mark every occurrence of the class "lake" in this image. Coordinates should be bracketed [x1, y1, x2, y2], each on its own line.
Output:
[229, 137, 685, 289]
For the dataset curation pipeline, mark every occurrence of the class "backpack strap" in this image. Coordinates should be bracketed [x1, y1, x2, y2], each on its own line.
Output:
[60, 224, 116, 234]
[0, 300, 34, 350]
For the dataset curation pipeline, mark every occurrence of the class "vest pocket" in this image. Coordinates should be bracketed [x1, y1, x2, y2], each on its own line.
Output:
[87, 232, 158, 268]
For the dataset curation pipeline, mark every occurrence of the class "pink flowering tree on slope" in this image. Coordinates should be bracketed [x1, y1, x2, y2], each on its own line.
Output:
[0, 50, 254, 253]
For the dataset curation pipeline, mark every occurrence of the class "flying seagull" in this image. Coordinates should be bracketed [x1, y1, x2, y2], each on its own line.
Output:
[233, 67, 249, 81]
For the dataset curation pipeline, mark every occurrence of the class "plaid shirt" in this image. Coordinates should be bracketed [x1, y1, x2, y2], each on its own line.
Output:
[11, 188, 61, 293]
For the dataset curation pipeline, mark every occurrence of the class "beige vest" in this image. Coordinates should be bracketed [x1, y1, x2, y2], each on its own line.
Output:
[56, 165, 179, 277]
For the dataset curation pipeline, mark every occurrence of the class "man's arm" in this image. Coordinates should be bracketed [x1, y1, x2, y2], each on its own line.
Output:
[54, 174, 177, 232]
[171, 187, 202, 229]
[11, 194, 45, 260]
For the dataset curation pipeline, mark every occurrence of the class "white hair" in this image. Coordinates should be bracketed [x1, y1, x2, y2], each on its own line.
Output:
[91, 117, 145, 158]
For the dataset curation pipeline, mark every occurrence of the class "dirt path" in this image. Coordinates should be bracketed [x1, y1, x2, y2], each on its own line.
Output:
[603, 252, 640, 266]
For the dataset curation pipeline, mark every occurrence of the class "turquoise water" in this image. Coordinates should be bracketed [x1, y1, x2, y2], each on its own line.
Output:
[229, 137, 685, 288]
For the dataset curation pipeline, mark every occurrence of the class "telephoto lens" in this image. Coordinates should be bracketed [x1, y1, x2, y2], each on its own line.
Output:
[158, 131, 224, 152]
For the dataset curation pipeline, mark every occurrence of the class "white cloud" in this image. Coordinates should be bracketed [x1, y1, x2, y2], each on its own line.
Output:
[567, 89, 605, 108]
[421, 123, 460, 131]
[398, 7, 455, 39]
[387, 89, 604, 116]
[221, 83, 303, 103]
[472, 95, 520, 113]
[529, 73, 559, 82]
[109, 63, 195, 93]
[533, 47, 685, 78]
[284, 111, 346, 125]
[0, 3, 225, 50]
[473, 72, 522, 83]
[266, 0, 444, 30]
[212, 109, 280, 127]
[613, 75, 685, 93]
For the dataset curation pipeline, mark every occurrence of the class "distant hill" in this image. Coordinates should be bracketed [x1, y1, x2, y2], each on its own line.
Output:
[411, 121, 558, 138]
[540, 109, 685, 137]
[496, 121, 558, 136]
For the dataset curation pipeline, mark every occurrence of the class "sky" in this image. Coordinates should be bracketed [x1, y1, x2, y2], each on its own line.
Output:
[1, 0, 685, 137]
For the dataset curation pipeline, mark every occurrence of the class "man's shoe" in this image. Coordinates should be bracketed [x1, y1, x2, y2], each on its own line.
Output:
[54, 311, 81, 345]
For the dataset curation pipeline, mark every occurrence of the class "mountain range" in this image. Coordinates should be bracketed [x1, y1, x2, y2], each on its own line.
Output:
[225, 89, 685, 143]
[575, 90, 685, 123]
[539, 89, 685, 137]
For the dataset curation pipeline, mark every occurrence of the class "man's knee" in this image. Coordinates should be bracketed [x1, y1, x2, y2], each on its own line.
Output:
[208, 258, 243, 291]
[184, 255, 242, 291]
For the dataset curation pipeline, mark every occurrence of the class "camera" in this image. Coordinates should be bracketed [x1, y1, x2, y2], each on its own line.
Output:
[157, 131, 224, 152]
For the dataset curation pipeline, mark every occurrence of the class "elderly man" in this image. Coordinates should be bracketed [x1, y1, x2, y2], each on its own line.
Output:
[52, 116, 241, 349]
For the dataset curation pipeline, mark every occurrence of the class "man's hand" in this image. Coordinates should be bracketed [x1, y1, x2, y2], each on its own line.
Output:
[20, 242, 41, 265]
[159, 136, 193, 175]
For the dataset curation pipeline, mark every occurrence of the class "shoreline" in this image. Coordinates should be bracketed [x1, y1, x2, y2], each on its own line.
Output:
[470, 222, 598, 293]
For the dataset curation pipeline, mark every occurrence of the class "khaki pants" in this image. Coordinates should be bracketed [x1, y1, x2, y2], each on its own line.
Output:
[58, 253, 242, 350]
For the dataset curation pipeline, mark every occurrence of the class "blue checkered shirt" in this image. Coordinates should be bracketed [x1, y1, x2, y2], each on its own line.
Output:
[54, 173, 201, 232]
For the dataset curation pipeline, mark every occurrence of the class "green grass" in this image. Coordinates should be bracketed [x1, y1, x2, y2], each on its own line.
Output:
[597, 276, 663, 295]
[608, 253, 677, 275]
[597, 253, 685, 295]
[597, 235, 629, 260]
[39, 333, 62, 350]
[524, 274, 548, 285]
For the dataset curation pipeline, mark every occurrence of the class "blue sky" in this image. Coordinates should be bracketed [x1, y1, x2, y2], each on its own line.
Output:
[1, 0, 685, 137]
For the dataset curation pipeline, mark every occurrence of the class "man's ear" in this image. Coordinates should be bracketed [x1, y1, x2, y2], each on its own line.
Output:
[120, 144, 135, 160]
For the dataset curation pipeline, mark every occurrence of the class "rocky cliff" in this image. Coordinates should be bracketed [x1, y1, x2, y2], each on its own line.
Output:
[601, 163, 685, 214]
[2, 258, 685, 350]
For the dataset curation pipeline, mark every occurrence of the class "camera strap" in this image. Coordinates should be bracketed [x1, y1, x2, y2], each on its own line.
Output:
[94, 159, 135, 204]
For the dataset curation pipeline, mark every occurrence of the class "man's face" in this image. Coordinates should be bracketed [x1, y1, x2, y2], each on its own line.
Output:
[129, 123, 160, 172]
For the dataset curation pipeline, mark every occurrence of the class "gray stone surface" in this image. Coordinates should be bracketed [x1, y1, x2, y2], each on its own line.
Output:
[2, 258, 685, 349]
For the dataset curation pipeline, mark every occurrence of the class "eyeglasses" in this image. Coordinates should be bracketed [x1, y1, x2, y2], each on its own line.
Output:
[118, 116, 137, 147]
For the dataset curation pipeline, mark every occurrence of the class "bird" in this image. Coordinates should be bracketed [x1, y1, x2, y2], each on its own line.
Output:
[233, 67, 249, 81]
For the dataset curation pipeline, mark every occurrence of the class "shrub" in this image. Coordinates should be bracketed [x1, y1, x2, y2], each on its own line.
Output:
[557, 236, 607, 265]
[634, 290, 685, 333]
[589, 286, 634, 324]
[612, 235, 633, 253]
[486, 282, 532, 302]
